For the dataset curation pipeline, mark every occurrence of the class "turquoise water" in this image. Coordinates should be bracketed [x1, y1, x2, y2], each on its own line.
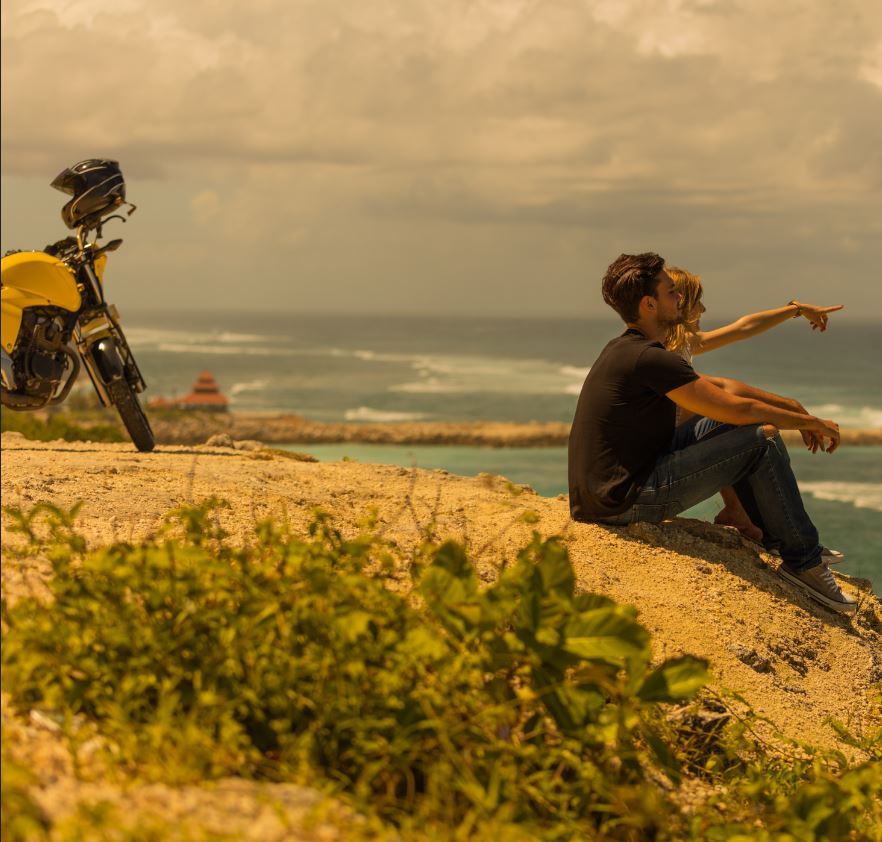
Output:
[279, 442, 882, 591]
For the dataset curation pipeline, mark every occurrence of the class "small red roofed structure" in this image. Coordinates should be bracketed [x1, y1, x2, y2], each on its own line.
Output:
[179, 371, 229, 411]
[148, 371, 229, 412]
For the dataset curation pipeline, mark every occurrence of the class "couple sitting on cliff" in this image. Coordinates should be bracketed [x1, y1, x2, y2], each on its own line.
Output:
[568, 252, 856, 615]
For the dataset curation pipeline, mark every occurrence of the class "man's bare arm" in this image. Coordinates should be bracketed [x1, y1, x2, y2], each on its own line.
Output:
[697, 376, 828, 453]
[667, 376, 840, 452]
[701, 375, 805, 414]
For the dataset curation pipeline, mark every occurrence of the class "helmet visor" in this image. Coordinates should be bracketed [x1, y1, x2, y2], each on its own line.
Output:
[51, 168, 86, 196]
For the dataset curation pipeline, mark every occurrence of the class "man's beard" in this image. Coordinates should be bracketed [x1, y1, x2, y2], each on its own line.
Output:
[658, 311, 685, 329]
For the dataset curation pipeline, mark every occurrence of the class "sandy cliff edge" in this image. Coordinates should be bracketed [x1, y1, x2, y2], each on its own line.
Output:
[2, 433, 882, 839]
[3, 433, 879, 757]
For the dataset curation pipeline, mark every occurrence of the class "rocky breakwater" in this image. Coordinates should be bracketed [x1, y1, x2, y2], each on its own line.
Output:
[145, 411, 882, 448]
[148, 411, 573, 446]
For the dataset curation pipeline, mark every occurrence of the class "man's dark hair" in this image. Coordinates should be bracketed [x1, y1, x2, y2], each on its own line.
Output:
[601, 252, 666, 323]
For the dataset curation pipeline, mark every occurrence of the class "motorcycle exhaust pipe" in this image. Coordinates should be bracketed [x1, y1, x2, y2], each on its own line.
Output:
[1, 386, 48, 409]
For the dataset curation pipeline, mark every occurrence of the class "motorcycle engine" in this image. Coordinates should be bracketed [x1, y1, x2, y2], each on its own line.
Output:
[6, 313, 73, 399]
[26, 347, 68, 383]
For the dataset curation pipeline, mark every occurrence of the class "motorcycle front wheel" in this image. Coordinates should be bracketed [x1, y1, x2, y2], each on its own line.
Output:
[107, 378, 155, 452]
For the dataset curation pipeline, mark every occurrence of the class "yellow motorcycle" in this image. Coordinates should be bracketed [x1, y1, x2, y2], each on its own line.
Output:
[1, 159, 154, 451]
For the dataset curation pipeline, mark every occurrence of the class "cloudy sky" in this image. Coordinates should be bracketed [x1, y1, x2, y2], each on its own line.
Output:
[2, 0, 881, 318]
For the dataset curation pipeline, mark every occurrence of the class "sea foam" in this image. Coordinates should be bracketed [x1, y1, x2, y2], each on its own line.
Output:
[808, 404, 882, 429]
[386, 353, 586, 396]
[229, 379, 270, 397]
[344, 407, 427, 422]
[800, 482, 882, 512]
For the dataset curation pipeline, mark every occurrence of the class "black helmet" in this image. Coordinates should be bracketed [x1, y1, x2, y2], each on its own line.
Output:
[51, 159, 126, 230]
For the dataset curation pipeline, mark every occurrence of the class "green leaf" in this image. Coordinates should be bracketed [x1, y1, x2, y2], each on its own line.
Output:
[420, 541, 482, 636]
[573, 593, 616, 612]
[534, 595, 570, 636]
[339, 610, 372, 642]
[534, 627, 560, 647]
[823, 717, 864, 750]
[637, 656, 709, 702]
[532, 667, 591, 732]
[514, 576, 542, 633]
[479, 579, 520, 626]
[535, 540, 574, 599]
[429, 541, 478, 589]
[399, 626, 449, 662]
[562, 609, 650, 664]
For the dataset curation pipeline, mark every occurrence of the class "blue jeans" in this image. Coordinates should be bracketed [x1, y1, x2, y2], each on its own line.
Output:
[598, 422, 823, 573]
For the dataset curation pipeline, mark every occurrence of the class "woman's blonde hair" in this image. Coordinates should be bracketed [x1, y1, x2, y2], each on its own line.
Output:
[665, 266, 703, 353]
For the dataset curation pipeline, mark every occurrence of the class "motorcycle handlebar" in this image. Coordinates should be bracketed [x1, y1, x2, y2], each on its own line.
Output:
[94, 239, 123, 257]
[43, 235, 123, 265]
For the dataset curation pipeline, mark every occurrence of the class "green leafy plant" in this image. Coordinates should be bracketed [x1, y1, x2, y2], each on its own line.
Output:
[0, 748, 50, 842]
[2, 500, 880, 840]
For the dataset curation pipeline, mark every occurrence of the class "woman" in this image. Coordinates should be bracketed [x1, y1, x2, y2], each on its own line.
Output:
[665, 268, 842, 360]
[665, 267, 843, 558]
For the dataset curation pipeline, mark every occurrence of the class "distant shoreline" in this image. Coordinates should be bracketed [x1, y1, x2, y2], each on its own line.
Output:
[146, 411, 882, 448]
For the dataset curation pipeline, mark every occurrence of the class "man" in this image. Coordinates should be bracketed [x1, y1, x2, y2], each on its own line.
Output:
[568, 252, 856, 615]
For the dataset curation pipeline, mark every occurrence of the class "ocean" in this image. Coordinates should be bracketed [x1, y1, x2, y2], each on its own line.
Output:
[124, 310, 882, 589]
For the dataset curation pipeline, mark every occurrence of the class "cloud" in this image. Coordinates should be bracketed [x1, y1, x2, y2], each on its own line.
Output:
[1, 0, 880, 315]
[4, 0, 879, 175]
[189, 189, 221, 225]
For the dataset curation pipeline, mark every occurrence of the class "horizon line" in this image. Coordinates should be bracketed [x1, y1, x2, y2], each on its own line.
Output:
[119, 306, 882, 324]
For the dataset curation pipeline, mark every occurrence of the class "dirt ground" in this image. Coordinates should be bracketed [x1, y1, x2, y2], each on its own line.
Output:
[2, 433, 880, 835]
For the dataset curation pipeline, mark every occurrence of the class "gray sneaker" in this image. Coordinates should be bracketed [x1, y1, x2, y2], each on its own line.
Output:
[821, 546, 845, 563]
[778, 562, 857, 616]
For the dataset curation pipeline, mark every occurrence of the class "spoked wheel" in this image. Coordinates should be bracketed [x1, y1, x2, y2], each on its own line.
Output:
[107, 378, 155, 452]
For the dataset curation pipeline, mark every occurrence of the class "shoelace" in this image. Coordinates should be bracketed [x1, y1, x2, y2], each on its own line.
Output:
[818, 565, 841, 595]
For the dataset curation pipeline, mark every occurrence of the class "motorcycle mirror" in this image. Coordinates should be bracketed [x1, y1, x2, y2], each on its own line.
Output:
[97, 239, 123, 255]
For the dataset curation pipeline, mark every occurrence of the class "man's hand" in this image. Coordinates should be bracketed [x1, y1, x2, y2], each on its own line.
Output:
[804, 417, 840, 454]
[800, 429, 826, 453]
[793, 402, 839, 454]
[793, 302, 844, 332]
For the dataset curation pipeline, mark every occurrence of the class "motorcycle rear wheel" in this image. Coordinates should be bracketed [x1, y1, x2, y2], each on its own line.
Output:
[107, 378, 155, 452]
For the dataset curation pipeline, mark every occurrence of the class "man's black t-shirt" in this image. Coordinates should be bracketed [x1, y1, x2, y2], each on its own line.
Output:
[568, 329, 699, 520]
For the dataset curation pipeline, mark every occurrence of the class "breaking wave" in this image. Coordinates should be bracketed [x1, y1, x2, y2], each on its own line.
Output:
[807, 404, 882, 429]
[229, 379, 270, 397]
[800, 482, 882, 512]
[344, 407, 427, 422]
